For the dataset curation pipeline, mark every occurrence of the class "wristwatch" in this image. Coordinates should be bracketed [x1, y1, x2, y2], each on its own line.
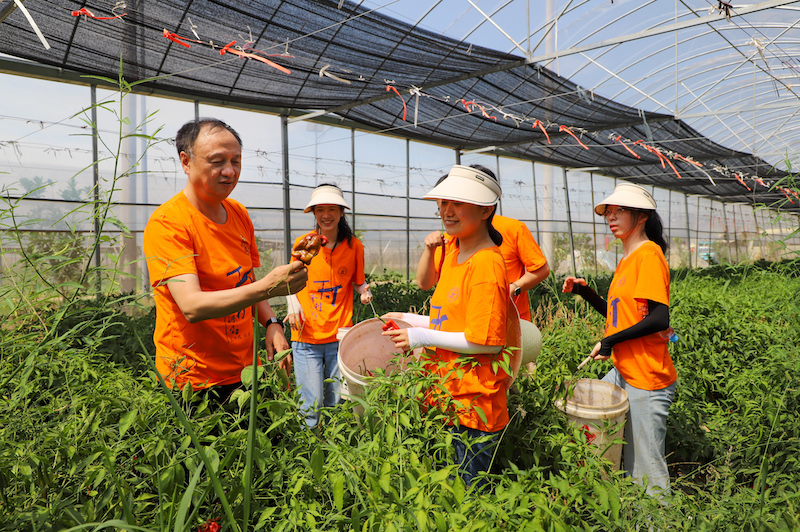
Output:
[512, 283, 521, 297]
[265, 316, 282, 327]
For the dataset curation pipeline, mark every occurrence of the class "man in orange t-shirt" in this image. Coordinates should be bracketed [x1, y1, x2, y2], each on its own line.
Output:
[143, 119, 307, 404]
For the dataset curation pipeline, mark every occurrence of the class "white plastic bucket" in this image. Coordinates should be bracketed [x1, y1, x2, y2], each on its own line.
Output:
[519, 319, 542, 366]
[337, 318, 416, 413]
[554, 379, 630, 470]
[336, 327, 351, 341]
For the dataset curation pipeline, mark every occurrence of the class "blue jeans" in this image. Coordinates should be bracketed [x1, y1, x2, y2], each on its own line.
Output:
[292, 341, 341, 429]
[449, 425, 500, 488]
[602, 367, 677, 497]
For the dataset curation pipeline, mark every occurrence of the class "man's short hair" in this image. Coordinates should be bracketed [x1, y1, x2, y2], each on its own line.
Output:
[175, 118, 243, 159]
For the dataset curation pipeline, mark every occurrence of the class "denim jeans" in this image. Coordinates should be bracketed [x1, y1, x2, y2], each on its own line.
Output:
[602, 367, 677, 497]
[449, 425, 500, 488]
[292, 341, 341, 429]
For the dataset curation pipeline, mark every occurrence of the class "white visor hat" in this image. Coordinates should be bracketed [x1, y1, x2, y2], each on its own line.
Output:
[304, 185, 351, 213]
[423, 165, 501, 206]
[594, 183, 657, 215]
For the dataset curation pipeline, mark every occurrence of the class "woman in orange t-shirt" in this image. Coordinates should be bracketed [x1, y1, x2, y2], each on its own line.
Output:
[563, 183, 677, 497]
[383, 165, 510, 487]
[285, 183, 372, 429]
[416, 165, 550, 324]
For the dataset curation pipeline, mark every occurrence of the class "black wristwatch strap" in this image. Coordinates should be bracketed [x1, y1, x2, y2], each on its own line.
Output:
[265, 316, 282, 327]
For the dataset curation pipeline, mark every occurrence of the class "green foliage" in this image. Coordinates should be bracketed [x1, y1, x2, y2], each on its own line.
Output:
[3, 263, 799, 530]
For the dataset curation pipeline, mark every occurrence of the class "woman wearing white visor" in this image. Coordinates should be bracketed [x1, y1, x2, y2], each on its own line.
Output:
[286, 183, 372, 429]
[382, 165, 511, 487]
[563, 183, 677, 497]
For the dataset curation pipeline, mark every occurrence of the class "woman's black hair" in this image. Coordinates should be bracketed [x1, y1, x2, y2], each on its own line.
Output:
[468, 164, 503, 247]
[632, 209, 668, 254]
[312, 183, 354, 245]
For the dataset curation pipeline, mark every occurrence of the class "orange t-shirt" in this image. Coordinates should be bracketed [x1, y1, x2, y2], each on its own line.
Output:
[605, 241, 677, 390]
[290, 233, 365, 344]
[143, 192, 260, 389]
[427, 246, 510, 432]
[434, 215, 546, 321]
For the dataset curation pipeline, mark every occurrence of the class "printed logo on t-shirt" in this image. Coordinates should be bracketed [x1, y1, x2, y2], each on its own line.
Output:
[225, 308, 250, 343]
[338, 266, 348, 277]
[447, 287, 459, 302]
[227, 266, 254, 287]
[430, 305, 448, 331]
[312, 279, 344, 308]
[609, 297, 620, 328]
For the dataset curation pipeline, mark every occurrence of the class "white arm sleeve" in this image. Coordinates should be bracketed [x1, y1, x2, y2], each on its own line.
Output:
[398, 313, 430, 328]
[405, 327, 503, 355]
[355, 282, 368, 294]
[286, 294, 302, 315]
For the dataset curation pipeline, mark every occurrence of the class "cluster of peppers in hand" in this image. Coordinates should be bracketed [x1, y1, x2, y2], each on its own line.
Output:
[291, 233, 328, 264]
[381, 319, 399, 331]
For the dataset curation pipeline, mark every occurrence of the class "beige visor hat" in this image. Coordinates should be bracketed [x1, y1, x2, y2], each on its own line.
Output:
[423, 165, 501, 206]
[594, 183, 657, 215]
[304, 185, 351, 213]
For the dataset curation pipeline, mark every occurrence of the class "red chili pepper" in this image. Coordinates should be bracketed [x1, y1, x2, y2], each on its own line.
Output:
[381, 319, 399, 331]
[198, 520, 220, 532]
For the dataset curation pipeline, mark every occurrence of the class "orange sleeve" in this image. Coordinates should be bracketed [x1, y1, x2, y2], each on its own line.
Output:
[512, 223, 547, 273]
[144, 214, 198, 286]
[633, 250, 670, 306]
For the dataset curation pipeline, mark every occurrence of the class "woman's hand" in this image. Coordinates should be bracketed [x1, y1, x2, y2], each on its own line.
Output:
[382, 328, 410, 351]
[423, 231, 447, 250]
[562, 276, 587, 293]
[589, 341, 611, 362]
[360, 283, 373, 305]
[284, 308, 305, 331]
[381, 312, 403, 320]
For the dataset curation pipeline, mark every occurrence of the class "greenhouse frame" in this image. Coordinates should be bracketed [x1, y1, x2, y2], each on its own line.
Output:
[1, 0, 799, 291]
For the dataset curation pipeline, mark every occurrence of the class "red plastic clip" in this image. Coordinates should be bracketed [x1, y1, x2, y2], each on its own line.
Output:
[559, 125, 589, 150]
[386, 85, 408, 121]
[71, 7, 126, 20]
[533, 120, 551, 144]
[163, 29, 192, 48]
[614, 135, 640, 159]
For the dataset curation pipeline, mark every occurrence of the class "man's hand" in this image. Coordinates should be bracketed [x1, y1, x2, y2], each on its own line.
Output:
[265, 321, 293, 372]
[262, 260, 308, 297]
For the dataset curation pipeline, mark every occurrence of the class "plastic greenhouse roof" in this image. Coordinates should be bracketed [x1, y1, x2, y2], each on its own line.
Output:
[1, 0, 798, 212]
